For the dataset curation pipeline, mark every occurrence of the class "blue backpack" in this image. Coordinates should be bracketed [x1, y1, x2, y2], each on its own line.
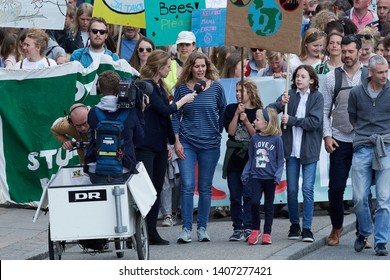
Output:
[94, 108, 129, 175]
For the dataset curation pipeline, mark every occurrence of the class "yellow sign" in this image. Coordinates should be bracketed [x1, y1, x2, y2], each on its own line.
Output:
[93, 0, 146, 28]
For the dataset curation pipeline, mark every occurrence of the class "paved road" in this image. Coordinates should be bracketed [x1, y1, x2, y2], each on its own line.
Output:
[301, 229, 390, 260]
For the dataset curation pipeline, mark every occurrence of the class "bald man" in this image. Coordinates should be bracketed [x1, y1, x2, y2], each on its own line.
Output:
[51, 103, 90, 164]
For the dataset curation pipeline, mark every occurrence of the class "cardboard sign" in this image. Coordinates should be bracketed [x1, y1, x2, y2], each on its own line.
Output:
[225, 0, 302, 54]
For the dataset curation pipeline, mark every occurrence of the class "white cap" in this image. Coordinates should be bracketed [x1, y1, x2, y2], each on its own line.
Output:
[176, 31, 196, 45]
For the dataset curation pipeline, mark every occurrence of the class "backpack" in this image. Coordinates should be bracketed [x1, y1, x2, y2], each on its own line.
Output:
[329, 65, 368, 117]
[94, 108, 129, 175]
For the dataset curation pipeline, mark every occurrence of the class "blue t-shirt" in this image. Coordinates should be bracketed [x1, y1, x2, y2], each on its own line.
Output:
[119, 38, 138, 62]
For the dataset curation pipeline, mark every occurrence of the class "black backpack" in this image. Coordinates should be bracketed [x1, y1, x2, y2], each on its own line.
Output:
[329, 65, 369, 117]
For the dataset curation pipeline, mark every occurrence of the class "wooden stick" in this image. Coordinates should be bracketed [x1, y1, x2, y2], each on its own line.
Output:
[240, 47, 245, 102]
[116, 26, 123, 56]
[284, 53, 291, 130]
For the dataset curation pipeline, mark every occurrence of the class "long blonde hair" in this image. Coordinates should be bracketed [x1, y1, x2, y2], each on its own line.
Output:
[299, 27, 326, 61]
[257, 108, 281, 136]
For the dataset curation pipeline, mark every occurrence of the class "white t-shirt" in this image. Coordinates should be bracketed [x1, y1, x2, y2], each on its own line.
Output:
[289, 54, 321, 74]
[89, 49, 105, 62]
[14, 57, 57, 69]
[81, 31, 89, 47]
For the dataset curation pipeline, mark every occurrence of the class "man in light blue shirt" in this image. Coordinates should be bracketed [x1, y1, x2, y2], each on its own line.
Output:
[71, 17, 118, 68]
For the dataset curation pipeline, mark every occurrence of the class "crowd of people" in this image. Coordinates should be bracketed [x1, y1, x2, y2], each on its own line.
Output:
[1, 0, 390, 257]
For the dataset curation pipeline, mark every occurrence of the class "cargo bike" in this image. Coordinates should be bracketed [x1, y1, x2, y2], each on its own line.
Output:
[33, 162, 156, 260]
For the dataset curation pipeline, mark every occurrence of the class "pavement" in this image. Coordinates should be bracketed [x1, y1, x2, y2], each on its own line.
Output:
[0, 204, 358, 260]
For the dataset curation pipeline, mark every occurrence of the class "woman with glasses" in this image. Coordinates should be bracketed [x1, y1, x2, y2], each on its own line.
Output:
[137, 50, 197, 245]
[129, 37, 155, 71]
[245, 47, 267, 77]
[290, 27, 326, 74]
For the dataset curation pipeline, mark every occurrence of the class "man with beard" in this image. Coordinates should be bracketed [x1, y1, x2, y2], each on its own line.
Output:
[117, 26, 144, 62]
[323, 35, 372, 247]
[70, 17, 119, 68]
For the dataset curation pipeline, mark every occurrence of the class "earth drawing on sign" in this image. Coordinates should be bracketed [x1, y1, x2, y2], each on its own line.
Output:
[247, 0, 282, 36]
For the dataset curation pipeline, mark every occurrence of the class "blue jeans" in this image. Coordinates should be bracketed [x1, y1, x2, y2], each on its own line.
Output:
[328, 139, 353, 229]
[352, 146, 390, 246]
[286, 157, 317, 229]
[89, 172, 130, 184]
[178, 140, 220, 231]
[227, 171, 252, 231]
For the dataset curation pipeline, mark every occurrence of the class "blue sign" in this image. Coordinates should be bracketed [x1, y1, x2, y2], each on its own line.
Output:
[192, 8, 226, 47]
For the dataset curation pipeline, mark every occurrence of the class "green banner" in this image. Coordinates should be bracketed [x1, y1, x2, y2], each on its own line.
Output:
[0, 57, 138, 205]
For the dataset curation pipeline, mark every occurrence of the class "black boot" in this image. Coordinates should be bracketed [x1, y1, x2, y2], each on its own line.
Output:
[148, 228, 169, 245]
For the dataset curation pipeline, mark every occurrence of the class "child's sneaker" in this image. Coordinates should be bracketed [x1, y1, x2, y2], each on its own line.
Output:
[243, 229, 252, 242]
[247, 230, 261, 245]
[261, 234, 272, 245]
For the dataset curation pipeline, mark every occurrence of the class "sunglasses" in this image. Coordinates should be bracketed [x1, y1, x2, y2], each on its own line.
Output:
[251, 48, 264, 52]
[309, 31, 325, 39]
[304, 10, 316, 16]
[357, 34, 373, 40]
[343, 35, 362, 48]
[178, 43, 192, 47]
[138, 47, 152, 53]
[90, 29, 107, 35]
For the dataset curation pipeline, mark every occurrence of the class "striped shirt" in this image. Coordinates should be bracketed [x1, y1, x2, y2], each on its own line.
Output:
[172, 81, 227, 149]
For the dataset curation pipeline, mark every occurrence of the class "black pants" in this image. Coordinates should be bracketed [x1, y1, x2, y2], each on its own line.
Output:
[249, 178, 275, 234]
[328, 139, 353, 229]
[135, 149, 168, 232]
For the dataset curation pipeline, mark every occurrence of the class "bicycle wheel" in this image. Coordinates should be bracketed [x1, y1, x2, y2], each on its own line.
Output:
[134, 211, 149, 260]
[48, 224, 62, 260]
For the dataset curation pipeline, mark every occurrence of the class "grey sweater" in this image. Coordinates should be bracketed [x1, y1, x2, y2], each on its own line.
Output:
[348, 78, 390, 169]
[268, 88, 324, 164]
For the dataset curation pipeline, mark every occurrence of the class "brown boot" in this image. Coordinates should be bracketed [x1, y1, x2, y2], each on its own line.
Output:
[327, 228, 343, 246]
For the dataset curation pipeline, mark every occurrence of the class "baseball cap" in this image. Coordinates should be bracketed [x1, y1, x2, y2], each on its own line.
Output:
[176, 31, 196, 45]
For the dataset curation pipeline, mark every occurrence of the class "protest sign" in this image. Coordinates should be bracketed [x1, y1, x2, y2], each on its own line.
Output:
[144, 0, 206, 46]
[192, 8, 226, 47]
[93, 0, 146, 28]
[225, 0, 302, 54]
[0, 57, 138, 205]
[0, 0, 67, 30]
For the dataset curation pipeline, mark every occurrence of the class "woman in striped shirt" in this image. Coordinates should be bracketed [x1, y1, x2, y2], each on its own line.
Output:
[172, 52, 227, 243]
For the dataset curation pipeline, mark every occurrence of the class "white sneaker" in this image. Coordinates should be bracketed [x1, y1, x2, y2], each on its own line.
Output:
[197, 227, 211, 242]
[162, 216, 173, 227]
[177, 228, 192, 243]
